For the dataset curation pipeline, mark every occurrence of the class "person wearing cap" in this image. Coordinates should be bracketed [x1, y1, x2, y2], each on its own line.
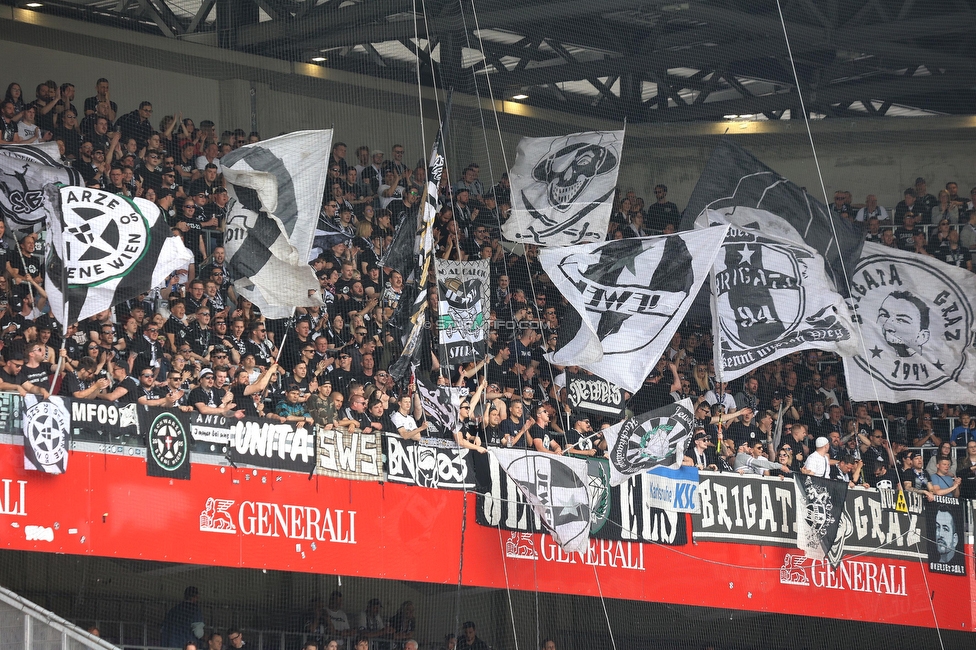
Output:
[189, 367, 242, 418]
[306, 376, 337, 428]
[802, 436, 831, 477]
[563, 415, 605, 457]
[355, 599, 392, 648]
[902, 451, 934, 500]
[735, 438, 789, 476]
[684, 429, 718, 470]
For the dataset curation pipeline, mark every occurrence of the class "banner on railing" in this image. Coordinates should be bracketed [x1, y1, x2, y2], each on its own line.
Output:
[927, 495, 966, 576]
[384, 434, 477, 489]
[226, 418, 317, 473]
[315, 427, 382, 481]
[477, 454, 688, 545]
[142, 407, 191, 480]
[692, 472, 925, 560]
[70, 399, 140, 442]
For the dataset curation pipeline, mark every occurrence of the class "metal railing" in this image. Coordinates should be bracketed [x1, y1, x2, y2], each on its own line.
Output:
[0, 586, 120, 650]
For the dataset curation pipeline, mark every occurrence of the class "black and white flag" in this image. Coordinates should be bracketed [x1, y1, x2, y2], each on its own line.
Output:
[415, 373, 462, 438]
[602, 398, 696, 486]
[681, 140, 864, 292]
[0, 142, 82, 236]
[503, 130, 624, 247]
[143, 407, 191, 480]
[540, 228, 727, 393]
[22, 395, 70, 475]
[843, 242, 976, 403]
[794, 473, 847, 567]
[46, 187, 193, 327]
[490, 448, 591, 553]
[698, 209, 858, 381]
[221, 130, 331, 319]
[566, 375, 626, 417]
[927, 495, 965, 576]
[435, 259, 489, 366]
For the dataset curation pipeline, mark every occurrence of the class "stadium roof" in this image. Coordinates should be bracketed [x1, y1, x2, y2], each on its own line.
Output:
[10, 0, 976, 123]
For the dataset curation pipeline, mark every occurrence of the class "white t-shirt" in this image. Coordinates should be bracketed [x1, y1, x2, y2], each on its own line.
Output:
[803, 451, 829, 477]
[390, 410, 417, 434]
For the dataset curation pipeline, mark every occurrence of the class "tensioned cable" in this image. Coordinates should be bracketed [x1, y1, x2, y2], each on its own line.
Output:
[411, 0, 428, 162]
[465, 0, 564, 411]
[774, 1, 945, 641]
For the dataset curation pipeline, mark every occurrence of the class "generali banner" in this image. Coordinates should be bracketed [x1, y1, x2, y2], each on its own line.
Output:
[0, 443, 970, 629]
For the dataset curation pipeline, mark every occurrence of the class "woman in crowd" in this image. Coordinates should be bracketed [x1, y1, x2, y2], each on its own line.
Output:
[4, 83, 25, 120]
[926, 441, 957, 477]
[932, 189, 960, 224]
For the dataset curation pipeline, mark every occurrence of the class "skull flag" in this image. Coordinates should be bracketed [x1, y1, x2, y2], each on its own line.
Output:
[503, 130, 624, 247]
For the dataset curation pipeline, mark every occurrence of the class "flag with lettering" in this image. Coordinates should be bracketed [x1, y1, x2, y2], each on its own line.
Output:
[490, 448, 591, 553]
[601, 398, 696, 486]
[221, 130, 331, 319]
[843, 242, 976, 403]
[45, 187, 194, 328]
[0, 142, 82, 236]
[504, 130, 624, 247]
[540, 228, 728, 393]
[435, 259, 490, 366]
[697, 208, 858, 381]
[681, 139, 864, 292]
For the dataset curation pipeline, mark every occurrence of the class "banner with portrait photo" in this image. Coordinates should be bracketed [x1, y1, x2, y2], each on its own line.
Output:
[435, 259, 490, 366]
[927, 495, 965, 576]
[843, 242, 976, 403]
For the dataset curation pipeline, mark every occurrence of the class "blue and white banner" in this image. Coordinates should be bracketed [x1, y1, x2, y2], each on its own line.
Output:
[645, 465, 700, 514]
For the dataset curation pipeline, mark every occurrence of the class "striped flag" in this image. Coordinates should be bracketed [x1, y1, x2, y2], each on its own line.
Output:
[387, 128, 447, 381]
[221, 130, 331, 319]
[45, 186, 194, 328]
[0, 142, 82, 236]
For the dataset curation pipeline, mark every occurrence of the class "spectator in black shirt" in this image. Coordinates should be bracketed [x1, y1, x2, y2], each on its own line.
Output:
[60, 357, 110, 400]
[117, 101, 154, 150]
[0, 349, 48, 398]
[893, 213, 921, 250]
[645, 184, 680, 233]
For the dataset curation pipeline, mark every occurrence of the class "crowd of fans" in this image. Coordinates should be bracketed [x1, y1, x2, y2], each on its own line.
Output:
[150, 586, 515, 650]
[0, 76, 973, 504]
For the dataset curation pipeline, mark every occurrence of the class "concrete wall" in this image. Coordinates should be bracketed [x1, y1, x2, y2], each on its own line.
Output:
[1, 7, 975, 214]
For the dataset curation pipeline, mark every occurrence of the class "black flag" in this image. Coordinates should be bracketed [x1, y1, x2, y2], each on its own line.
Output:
[681, 139, 863, 294]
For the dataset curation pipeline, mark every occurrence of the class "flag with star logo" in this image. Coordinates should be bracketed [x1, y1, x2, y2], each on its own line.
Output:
[45, 186, 194, 328]
[602, 398, 696, 486]
[490, 448, 591, 553]
[843, 242, 976, 403]
[794, 473, 848, 568]
[697, 208, 858, 381]
[539, 227, 728, 393]
[680, 139, 864, 293]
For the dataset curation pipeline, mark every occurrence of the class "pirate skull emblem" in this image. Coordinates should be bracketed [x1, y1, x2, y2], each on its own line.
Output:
[532, 142, 617, 211]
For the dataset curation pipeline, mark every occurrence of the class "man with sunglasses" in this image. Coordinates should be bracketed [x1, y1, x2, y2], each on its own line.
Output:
[386, 183, 421, 230]
[245, 321, 276, 369]
[129, 321, 166, 376]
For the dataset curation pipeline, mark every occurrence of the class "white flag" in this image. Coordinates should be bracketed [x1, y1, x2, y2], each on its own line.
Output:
[46, 187, 193, 327]
[602, 398, 696, 486]
[221, 130, 331, 319]
[698, 208, 858, 381]
[503, 130, 623, 247]
[0, 143, 83, 236]
[844, 242, 976, 403]
[540, 228, 728, 393]
[490, 448, 591, 553]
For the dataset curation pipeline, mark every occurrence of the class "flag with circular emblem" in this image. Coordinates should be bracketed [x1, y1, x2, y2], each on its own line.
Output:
[45, 186, 193, 329]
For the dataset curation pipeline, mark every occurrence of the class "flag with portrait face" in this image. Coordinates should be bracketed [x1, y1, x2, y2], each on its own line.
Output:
[843, 242, 976, 403]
